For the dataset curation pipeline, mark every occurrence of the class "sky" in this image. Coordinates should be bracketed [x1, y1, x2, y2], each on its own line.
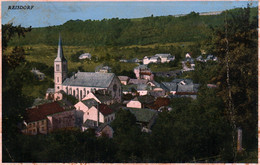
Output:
[2, 1, 258, 28]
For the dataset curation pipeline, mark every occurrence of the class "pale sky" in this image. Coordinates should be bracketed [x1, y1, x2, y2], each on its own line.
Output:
[2, 1, 258, 28]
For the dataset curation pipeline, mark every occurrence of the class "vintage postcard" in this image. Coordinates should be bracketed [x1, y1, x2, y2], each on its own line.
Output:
[1, 0, 258, 163]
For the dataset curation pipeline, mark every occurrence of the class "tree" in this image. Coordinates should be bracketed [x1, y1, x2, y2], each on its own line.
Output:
[211, 6, 258, 161]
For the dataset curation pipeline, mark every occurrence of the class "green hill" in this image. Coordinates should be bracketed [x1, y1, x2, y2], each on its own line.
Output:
[8, 7, 257, 47]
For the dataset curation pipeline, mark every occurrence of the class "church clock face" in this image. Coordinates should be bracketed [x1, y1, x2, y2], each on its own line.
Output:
[113, 84, 117, 92]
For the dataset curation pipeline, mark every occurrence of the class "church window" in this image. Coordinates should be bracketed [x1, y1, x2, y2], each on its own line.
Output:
[56, 64, 60, 71]
[57, 77, 59, 83]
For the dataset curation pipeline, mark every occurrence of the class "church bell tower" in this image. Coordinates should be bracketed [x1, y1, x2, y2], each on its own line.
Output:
[54, 34, 67, 92]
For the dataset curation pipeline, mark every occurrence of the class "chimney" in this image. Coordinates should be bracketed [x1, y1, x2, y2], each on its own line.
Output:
[97, 103, 99, 127]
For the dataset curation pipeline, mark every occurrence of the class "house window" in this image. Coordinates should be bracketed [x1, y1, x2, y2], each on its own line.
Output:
[41, 127, 45, 131]
[33, 123, 35, 127]
[56, 64, 60, 71]
[41, 120, 44, 125]
[57, 77, 59, 83]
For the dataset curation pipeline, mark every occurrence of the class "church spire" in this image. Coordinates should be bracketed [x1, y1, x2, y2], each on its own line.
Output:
[55, 33, 67, 62]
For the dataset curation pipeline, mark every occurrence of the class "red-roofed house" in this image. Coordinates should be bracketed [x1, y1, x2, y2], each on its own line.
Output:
[147, 97, 170, 111]
[22, 101, 76, 135]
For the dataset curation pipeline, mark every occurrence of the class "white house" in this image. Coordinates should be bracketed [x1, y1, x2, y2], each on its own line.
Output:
[74, 99, 115, 128]
[154, 54, 175, 63]
[143, 56, 161, 65]
[79, 53, 91, 60]
[127, 97, 142, 108]
[185, 53, 192, 58]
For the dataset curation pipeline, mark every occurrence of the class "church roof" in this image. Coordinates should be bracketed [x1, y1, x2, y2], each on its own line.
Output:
[62, 71, 115, 88]
[55, 34, 67, 62]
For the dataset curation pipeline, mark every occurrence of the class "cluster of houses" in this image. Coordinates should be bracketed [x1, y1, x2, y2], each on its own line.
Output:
[22, 36, 216, 137]
[182, 53, 218, 72]
[120, 53, 175, 65]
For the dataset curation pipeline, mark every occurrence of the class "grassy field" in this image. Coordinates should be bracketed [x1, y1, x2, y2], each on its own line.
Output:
[7, 41, 192, 74]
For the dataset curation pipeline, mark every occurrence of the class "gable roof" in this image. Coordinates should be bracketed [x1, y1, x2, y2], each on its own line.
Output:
[99, 104, 114, 116]
[161, 82, 177, 91]
[96, 123, 113, 132]
[118, 76, 130, 81]
[137, 95, 155, 104]
[134, 65, 148, 70]
[154, 53, 171, 58]
[148, 97, 170, 110]
[128, 79, 148, 85]
[127, 108, 157, 123]
[81, 99, 98, 109]
[95, 93, 113, 102]
[25, 101, 67, 123]
[63, 71, 115, 88]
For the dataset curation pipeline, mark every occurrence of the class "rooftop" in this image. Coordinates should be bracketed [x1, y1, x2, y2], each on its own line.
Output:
[63, 71, 115, 88]
[127, 108, 157, 123]
[81, 99, 98, 109]
[25, 101, 68, 123]
[99, 104, 114, 116]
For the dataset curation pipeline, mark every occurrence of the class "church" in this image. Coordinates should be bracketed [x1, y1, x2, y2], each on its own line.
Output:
[52, 35, 121, 102]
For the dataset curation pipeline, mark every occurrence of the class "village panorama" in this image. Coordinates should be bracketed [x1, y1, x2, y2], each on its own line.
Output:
[2, 4, 257, 163]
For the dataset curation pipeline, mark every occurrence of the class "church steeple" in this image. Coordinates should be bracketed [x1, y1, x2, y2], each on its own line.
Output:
[55, 33, 67, 62]
[54, 34, 67, 92]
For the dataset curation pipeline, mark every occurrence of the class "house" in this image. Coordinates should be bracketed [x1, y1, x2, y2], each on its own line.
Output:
[133, 65, 154, 80]
[122, 84, 138, 95]
[128, 79, 148, 85]
[52, 35, 121, 102]
[153, 70, 182, 78]
[160, 82, 177, 94]
[22, 101, 76, 135]
[147, 97, 170, 111]
[207, 84, 217, 88]
[143, 56, 161, 65]
[154, 54, 175, 63]
[196, 55, 204, 62]
[127, 97, 142, 108]
[82, 90, 115, 105]
[205, 54, 218, 62]
[127, 95, 155, 108]
[79, 53, 91, 60]
[31, 68, 45, 80]
[182, 57, 195, 72]
[74, 99, 115, 130]
[95, 65, 112, 73]
[125, 107, 158, 132]
[185, 53, 192, 58]
[161, 79, 199, 99]
[118, 76, 130, 85]
[96, 123, 114, 138]
[45, 88, 54, 100]
[136, 84, 150, 96]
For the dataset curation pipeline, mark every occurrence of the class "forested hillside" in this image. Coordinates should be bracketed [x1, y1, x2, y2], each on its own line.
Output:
[8, 7, 258, 47]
